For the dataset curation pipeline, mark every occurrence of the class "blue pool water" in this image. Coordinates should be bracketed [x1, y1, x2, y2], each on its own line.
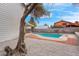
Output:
[37, 33, 62, 38]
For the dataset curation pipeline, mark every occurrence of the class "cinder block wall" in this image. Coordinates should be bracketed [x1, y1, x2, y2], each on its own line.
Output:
[0, 3, 24, 42]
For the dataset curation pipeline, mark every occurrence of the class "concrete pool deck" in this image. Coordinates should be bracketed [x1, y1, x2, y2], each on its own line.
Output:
[0, 33, 79, 56]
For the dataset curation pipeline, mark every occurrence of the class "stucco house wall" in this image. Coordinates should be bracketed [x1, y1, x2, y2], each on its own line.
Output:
[0, 3, 24, 42]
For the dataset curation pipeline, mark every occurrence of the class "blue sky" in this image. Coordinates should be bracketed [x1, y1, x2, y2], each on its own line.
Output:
[25, 3, 79, 26]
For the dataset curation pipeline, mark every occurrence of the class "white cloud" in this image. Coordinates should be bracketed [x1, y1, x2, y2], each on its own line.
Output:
[40, 15, 49, 18]
[72, 12, 79, 16]
[63, 10, 73, 13]
[57, 10, 79, 22]
[60, 15, 79, 22]
[53, 3, 65, 6]
[52, 3, 72, 7]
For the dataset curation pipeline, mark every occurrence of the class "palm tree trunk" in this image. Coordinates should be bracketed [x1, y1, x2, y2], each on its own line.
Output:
[14, 3, 38, 55]
[31, 27, 34, 32]
[14, 16, 26, 54]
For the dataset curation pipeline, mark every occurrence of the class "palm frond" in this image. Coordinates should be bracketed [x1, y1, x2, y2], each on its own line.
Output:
[31, 3, 50, 18]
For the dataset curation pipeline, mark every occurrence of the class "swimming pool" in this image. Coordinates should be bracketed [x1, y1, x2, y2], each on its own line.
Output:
[37, 33, 62, 38]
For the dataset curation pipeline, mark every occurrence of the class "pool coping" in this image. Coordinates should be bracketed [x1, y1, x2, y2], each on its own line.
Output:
[33, 33, 68, 41]
[28, 33, 78, 46]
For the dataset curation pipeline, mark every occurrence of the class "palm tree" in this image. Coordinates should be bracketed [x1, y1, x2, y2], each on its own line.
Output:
[4, 3, 49, 56]
[29, 17, 37, 32]
[44, 23, 51, 32]
[44, 23, 48, 26]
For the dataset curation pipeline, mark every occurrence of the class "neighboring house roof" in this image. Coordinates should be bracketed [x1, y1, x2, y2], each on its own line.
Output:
[54, 20, 72, 24]
[54, 20, 79, 27]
